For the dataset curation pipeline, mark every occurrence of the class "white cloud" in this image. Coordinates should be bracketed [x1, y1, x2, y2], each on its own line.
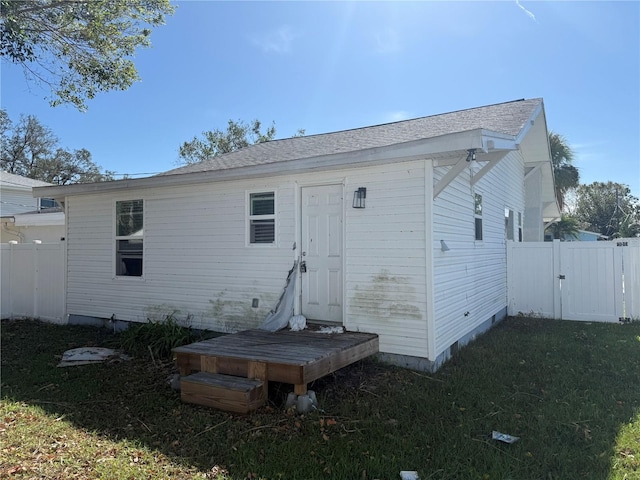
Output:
[515, 1, 537, 22]
[374, 27, 402, 54]
[571, 139, 608, 161]
[386, 110, 411, 123]
[253, 26, 297, 54]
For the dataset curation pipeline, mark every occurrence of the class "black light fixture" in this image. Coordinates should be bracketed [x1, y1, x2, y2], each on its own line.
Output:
[352, 187, 366, 208]
[466, 148, 477, 162]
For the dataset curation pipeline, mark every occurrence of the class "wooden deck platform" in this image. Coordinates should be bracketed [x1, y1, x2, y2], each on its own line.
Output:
[173, 328, 378, 412]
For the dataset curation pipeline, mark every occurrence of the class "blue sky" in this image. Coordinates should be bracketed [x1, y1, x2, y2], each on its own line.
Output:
[2, 1, 639, 196]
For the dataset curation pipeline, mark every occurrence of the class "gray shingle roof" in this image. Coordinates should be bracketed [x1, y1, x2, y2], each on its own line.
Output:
[163, 98, 543, 176]
[0, 171, 54, 188]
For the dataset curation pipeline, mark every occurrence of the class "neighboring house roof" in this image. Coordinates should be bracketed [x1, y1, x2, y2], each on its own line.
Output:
[164, 98, 544, 176]
[544, 229, 608, 242]
[1, 171, 56, 216]
[575, 230, 607, 241]
[1, 208, 65, 227]
[0, 171, 53, 189]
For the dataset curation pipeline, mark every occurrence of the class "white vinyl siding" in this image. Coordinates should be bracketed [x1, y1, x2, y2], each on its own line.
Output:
[432, 151, 525, 357]
[64, 153, 525, 361]
[66, 184, 294, 331]
[64, 161, 429, 357]
[0, 188, 39, 215]
[344, 161, 428, 357]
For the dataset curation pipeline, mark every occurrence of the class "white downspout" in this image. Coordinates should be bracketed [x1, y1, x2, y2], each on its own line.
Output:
[1, 220, 24, 243]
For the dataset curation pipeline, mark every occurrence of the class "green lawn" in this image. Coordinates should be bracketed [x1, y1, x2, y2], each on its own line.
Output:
[1, 317, 639, 479]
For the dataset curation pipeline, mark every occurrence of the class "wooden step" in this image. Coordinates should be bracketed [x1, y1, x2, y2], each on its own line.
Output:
[180, 372, 265, 414]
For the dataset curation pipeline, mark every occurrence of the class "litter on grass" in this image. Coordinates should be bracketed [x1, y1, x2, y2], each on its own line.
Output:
[57, 347, 131, 367]
[289, 314, 307, 331]
[491, 430, 520, 444]
[400, 471, 419, 480]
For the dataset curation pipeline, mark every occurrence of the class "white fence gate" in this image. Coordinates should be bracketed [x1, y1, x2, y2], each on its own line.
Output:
[1, 242, 66, 323]
[507, 238, 640, 322]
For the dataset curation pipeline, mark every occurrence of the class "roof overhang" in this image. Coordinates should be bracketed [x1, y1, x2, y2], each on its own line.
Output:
[32, 102, 561, 222]
[33, 128, 510, 199]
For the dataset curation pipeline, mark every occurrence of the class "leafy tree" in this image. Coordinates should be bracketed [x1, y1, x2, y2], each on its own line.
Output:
[178, 119, 305, 165]
[545, 215, 581, 241]
[616, 215, 640, 239]
[38, 147, 113, 185]
[548, 131, 580, 212]
[1, 110, 114, 184]
[1, 0, 174, 111]
[574, 182, 640, 238]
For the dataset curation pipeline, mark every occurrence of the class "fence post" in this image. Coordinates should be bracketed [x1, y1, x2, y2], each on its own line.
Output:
[627, 238, 640, 319]
[33, 241, 41, 319]
[7, 242, 15, 318]
[61, 241, 67, 323]
[612, 241, 632, 321]
[506, 241, 513, 316]
[552, 240, 562, 320]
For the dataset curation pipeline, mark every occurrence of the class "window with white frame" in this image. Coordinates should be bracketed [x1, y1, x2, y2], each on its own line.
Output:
[39, 198, 58, 209]
[505, 208, 515, 241]
[248, 192, 275, 244]
[474, 193, 483, 241]
[518, 212, 523, 242]
[115, 199, 143, 276]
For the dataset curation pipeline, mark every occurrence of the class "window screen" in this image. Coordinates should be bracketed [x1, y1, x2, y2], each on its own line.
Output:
[116, 200, 143, 276]
[249, 192, 275, 244]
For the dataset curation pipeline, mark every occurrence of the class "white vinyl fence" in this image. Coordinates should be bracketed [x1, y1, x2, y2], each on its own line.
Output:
[1, 242, 65, 323]
[3, 238, 638, 325]
[507, 238, 640, 322]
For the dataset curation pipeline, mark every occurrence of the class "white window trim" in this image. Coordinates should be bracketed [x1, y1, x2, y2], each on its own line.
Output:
[474, 192, 483, 242]
[505, 207, 515, 241]
[39, 197, 57, 210]
[518, 211, 523, 242]
[113, 198, 145, 280]
[246, 190, 277, 247]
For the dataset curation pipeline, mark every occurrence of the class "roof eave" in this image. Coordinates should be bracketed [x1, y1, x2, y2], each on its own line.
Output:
[34, 129, 497, 198]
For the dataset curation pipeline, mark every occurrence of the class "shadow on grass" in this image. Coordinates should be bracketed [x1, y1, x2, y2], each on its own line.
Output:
[1, 318, 639, 479]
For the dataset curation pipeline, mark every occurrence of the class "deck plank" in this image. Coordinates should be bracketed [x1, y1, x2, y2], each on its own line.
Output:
[174, 330, 378, 366]
[173, 328, 379, 399]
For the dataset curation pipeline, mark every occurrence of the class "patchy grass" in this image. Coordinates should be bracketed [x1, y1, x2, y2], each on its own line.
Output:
[1, 318, 639, 479]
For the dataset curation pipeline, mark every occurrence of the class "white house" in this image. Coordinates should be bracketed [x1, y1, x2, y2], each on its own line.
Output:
[34, 98, 560, 370]
[1, 171, 65, 243]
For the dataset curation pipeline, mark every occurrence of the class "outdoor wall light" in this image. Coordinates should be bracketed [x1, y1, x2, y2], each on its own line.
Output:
[440, 240, 450, 252]
[466, 149, 477, 162]
[353, 187, 366, 209]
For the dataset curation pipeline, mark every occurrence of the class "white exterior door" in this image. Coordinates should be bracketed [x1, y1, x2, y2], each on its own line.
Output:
[301, 185, 343, 323]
